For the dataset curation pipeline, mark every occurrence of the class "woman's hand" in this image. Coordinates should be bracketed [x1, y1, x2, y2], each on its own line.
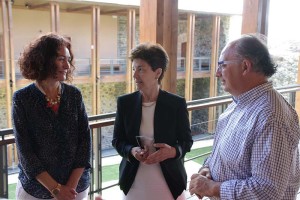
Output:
[54, 185, 77, 200]
[143, 143, 176, 164]
[131, 147, 149, 162]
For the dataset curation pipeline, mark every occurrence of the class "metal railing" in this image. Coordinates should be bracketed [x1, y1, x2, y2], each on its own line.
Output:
[0, 57, 211, 79]
[0, 84, 299, 199]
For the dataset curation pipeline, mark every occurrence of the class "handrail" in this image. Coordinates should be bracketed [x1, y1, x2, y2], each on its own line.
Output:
[0, 84, 300, 199]
[1, 84, 300, 137]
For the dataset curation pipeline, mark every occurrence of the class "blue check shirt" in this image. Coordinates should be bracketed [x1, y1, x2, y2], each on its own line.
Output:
[205, 82, 300, 200]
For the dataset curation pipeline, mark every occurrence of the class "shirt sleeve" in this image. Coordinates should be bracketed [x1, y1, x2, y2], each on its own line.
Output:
[220, 121, 300, 199]
[72, 91, 91, 169]
[12, 92, 46, 179]
[174, 98, 193, 159]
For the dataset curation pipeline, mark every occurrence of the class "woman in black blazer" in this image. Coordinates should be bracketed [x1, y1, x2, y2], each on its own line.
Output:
[112, 43, 193, 200]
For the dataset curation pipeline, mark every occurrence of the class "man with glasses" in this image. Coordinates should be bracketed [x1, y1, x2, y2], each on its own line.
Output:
[189, 34, 300, 200]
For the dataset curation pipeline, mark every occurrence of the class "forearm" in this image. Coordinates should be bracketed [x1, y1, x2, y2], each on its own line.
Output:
[36, 171, 58, 193]
[67, 168, 85, 189]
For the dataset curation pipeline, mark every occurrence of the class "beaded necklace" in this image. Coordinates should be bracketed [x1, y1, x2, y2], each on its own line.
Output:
[36, 82, 61, 113]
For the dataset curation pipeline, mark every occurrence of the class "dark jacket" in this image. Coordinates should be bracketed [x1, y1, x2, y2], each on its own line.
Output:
[112, 89, 193, 199]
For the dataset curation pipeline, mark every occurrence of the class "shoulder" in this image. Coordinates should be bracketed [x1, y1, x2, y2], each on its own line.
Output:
[117, 91, 140, 102]
[158, 90, 186, 104]
[13, 83, 35, 100]
[61, 83, 82, 95]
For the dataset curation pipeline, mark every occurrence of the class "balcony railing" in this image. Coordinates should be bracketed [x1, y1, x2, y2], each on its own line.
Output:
[0, 57, 210, 79]
[0, 84, 300, 199]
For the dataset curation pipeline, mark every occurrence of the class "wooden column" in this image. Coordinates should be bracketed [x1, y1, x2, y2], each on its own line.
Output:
[208, 16, 220, 132]
[140, 0, 178, 93]
[241, 0, 270, 35]
[50, 2, 60, 32]
[184, 13, 195, 101]
[1, 0, 14, 128]
[126, 9, 136, 93]
[91, 6, 101, 115]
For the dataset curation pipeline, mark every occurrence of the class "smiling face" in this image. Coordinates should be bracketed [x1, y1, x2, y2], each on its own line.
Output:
[132, 58, 161, 92]
[54, 46, 71, 81]
[216, 45, 244, 96]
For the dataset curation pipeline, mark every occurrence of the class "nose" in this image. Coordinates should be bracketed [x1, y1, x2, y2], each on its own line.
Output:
[215, 66, 222, 77]
[64, 60, 70, 69]
[133, 69, 137, 79]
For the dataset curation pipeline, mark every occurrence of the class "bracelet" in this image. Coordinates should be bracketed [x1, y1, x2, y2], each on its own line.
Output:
[51, 183, 61, 197]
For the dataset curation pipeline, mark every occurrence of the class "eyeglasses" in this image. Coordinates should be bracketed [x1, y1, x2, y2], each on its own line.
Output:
[217, 60, 241, 72]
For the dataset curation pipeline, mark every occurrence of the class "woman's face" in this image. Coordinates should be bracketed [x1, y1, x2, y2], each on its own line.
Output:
[54, 46, 71, 81]
[132, 58, 160, 92]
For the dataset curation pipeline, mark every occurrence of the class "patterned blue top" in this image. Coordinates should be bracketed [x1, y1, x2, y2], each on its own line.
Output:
[205, 82, 300, 200]
[12, 83, 91, 199]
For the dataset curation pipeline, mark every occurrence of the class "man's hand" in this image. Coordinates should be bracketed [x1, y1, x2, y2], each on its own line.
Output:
[189, 173, 221, 199]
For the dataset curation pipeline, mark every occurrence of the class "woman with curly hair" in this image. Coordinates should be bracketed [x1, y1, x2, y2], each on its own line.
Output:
[12, 32, 91, 200]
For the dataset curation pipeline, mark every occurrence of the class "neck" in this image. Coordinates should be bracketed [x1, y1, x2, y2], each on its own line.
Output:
[141, 86, 159, 103]
[36, 80, 61, 99]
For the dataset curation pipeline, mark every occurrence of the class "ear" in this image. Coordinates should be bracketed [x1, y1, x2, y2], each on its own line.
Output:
[242, 59, 252, 75]
[155, 68, 162, 79]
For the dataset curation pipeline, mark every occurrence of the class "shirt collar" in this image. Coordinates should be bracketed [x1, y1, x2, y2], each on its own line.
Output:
[233, 82, 273, 105]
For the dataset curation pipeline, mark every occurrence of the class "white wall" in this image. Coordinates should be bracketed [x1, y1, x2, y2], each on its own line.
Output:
[11, 8, 118, 60]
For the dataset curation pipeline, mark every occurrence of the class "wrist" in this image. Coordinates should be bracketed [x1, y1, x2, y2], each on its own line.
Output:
[51, 183, 61, 197]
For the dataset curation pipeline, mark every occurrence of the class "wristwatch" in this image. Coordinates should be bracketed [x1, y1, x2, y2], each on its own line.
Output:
[51, 183, 61, 197]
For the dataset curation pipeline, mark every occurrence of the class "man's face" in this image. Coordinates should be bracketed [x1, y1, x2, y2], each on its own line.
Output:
[216, 46, 243, 96]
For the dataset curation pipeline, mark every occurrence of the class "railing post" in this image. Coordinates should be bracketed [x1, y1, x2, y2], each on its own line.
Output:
[0, 144, 8, 198]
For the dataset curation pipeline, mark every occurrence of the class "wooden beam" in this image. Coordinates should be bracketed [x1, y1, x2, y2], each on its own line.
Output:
[208, 15, 221, 132]
[50, 2, 59, 32]
[91, 6, 101, 115]
[140, 0, 178, 93]
[241, 0, 270, 35]
[184, 13, 195, 101]
[66, 6, 91, 12]
[101, 8, 128, 15]
[25, 3, 49, 9]
[1, 0, 12, 128]
[126, 9, 136, 93]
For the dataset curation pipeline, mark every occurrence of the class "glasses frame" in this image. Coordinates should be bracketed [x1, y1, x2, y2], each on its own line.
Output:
[217, 60, 241, 72]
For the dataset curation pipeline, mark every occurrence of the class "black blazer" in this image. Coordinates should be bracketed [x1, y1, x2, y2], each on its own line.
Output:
[112, 89, 193, 199]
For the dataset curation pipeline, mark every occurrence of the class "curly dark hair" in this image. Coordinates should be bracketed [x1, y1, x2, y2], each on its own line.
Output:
[18, 32, 75, 82]
[129, 43, 169, 84]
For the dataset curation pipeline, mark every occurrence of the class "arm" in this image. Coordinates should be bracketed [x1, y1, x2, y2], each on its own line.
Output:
[112, 97, 136, 162]
[173, 97, 193, 159]
[68, 91, 91, 190]
[219, 122, 298, 199]
[36, 172, 77, 199]
[12, 92, 46, 179]
[191, 121, 299, 199]
[72, 91, 91, 170]
[144, 97, 193, 164]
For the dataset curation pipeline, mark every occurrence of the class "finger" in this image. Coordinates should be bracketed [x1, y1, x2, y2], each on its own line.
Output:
[153, 143, 168, 148]
[190, 173, 199, 180]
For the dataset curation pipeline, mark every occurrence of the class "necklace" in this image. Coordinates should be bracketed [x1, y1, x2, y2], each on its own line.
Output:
[142, 101, 156, 107]
[45, 94, 61, 112]
[36, 82, 61, 113]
